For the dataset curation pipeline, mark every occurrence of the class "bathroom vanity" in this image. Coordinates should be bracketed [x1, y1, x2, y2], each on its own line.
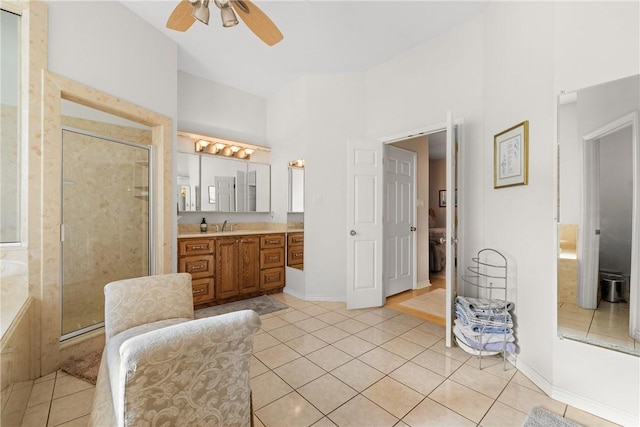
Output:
[178, 230, 286, 307]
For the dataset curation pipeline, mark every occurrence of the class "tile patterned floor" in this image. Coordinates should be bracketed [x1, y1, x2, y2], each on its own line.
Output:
[558, 300, 639, 350]
[5, 292, 619, 427]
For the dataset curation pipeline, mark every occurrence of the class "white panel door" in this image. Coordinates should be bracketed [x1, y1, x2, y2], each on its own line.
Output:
[347, 140, 384, 309]
[215, 176, 235, 211]
[384, 146, 416, 297]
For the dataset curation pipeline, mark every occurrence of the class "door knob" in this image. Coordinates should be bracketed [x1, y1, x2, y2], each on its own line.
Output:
[350, 230, 357, 236]
[410, 227, 417, 231]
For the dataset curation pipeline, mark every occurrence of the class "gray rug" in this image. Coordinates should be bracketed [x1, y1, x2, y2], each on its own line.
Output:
[523, 407, 582, 427]
[195, 295, 288, 318]
[60, 350, 103, 385]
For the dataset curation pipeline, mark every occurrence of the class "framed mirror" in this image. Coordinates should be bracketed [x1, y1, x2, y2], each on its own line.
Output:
[557, 74, 640, 356]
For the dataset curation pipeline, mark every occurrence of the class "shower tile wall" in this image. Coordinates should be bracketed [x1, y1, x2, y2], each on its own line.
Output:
[61, 118, 151, 335]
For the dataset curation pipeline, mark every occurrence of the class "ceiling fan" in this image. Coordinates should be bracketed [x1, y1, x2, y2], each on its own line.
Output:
[166, 0, 283, 46]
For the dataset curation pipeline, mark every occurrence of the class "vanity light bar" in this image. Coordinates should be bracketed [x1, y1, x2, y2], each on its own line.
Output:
[184, 131, 268, 161]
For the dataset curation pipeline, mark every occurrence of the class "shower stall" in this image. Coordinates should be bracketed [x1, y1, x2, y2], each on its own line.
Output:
[61, 127, 151, 340]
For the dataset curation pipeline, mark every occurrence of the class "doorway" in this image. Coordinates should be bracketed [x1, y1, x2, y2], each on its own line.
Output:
[383, 127, 458, 325]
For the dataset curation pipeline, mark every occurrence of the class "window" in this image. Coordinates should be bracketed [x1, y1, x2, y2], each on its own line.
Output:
[0, 9, 21, 243]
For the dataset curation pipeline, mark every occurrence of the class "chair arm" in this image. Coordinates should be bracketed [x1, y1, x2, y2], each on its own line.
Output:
[104, 273, 194, 340]
[117, 310, 261, 427]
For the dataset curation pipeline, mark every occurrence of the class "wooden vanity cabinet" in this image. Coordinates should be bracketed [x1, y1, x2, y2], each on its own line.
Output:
[179, 232, 286, 306]
[287, 232, 304, 270]
[178, 238, 215, 304]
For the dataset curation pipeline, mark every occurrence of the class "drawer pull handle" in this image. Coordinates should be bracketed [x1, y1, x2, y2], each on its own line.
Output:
[294, 253, 302, 258]
[267, 275, 279, 281]
[190, 245, 207, 250]
[268, 256, 278, 261]
[267, 240, 278, 244]
[190, 265, 205, 270]
[193, 288, 205, 295]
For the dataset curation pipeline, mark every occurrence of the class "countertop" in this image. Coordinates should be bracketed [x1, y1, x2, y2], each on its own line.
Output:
[178, 230, 284, 239]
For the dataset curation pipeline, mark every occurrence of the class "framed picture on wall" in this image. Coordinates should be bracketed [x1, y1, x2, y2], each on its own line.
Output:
[439, 189, 457, 207]
[494, 120, 529, 188]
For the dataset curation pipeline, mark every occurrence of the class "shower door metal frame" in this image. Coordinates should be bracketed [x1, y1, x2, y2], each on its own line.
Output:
[60, 126, 154, 341]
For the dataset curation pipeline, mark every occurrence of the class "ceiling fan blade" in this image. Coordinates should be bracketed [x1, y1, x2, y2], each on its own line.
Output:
[167, 1, 196, 32]
[231, 0, 283, 46]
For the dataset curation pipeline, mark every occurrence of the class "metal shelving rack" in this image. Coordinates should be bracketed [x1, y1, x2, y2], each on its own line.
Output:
[459, 248, 513, 370]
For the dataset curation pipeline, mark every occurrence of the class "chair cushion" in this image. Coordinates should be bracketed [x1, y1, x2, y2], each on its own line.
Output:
[106, 317, 191, 418]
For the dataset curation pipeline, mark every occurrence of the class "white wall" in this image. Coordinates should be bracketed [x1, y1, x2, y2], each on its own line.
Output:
[178, 71, 267, 145]
[47, 1, 177, 120]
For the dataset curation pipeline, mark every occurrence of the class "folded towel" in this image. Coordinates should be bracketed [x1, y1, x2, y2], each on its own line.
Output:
[456, 295, 514, 314]
[455, 305, 513, 327]
[454, 322, 515, 343]
[454, 327, 516, 353]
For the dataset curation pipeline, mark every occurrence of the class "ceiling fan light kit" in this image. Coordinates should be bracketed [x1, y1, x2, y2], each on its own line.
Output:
[166, 0, 283, 46]
[192, 0, 210, 25]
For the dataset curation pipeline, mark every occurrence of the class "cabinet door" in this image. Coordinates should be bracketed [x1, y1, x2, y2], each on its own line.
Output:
[238, 236, 260, 294]
[216, 237, 239, 299]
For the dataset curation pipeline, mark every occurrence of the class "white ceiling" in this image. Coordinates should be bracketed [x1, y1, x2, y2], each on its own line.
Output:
[120, 0, 487, 98]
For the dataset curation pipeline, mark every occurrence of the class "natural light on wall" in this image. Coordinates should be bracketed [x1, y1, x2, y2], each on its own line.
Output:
[1, 9, 21, 244]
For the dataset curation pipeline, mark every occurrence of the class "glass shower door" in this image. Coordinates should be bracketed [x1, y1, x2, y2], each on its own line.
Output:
[61, 128, 150, 340]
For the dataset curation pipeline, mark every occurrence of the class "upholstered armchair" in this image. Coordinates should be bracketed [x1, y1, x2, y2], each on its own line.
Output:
[89, 273, 261, 426]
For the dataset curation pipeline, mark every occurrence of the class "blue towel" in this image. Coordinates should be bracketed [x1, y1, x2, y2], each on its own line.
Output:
[456, 295, 514, 314]
[454, 327, 516, 353]
[455, 304, 513, 328]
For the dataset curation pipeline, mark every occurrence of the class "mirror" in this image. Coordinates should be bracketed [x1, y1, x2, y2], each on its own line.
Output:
[176, 152, 200, 211]
[198, 155, 270, 213]
[288, 164, 304, 213]
[557, 74, 640, 356]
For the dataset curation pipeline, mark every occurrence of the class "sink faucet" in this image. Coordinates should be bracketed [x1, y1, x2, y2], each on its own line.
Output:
[222, 220, 228, 231]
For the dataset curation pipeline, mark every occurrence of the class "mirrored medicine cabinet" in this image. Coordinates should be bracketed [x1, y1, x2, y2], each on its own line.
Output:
[176, 151, 271, 213]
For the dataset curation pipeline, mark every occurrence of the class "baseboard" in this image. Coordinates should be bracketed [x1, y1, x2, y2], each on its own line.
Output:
[515, 358, 636, 426]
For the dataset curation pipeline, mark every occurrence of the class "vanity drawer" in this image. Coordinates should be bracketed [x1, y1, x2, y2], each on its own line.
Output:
[288, 245, 304, 266]
[288, 232, 304, 246]
[179, 255, 214, 279]
[260, 267, 285, 290]
[191, 277, 214, 304]
[179, 238, 214, 256]
[261, 248, 285, 269]
[261, 234, 285, 249]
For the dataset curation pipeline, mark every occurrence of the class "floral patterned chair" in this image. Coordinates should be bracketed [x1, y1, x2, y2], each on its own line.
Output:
[89, 273, 261, 426]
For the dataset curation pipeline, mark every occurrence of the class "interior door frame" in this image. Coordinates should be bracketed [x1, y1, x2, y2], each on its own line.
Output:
[378, 115, 465, 347]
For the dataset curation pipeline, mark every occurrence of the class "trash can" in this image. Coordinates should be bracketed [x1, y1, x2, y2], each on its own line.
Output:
[600, 273, 624, 303]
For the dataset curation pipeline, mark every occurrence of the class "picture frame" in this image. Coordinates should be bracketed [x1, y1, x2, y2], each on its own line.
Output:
[494, 120, 529, 188]
[439, 189, 458, 208]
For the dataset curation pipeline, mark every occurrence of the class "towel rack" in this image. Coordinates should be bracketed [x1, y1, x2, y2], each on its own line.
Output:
[458, 248, 514, 370]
